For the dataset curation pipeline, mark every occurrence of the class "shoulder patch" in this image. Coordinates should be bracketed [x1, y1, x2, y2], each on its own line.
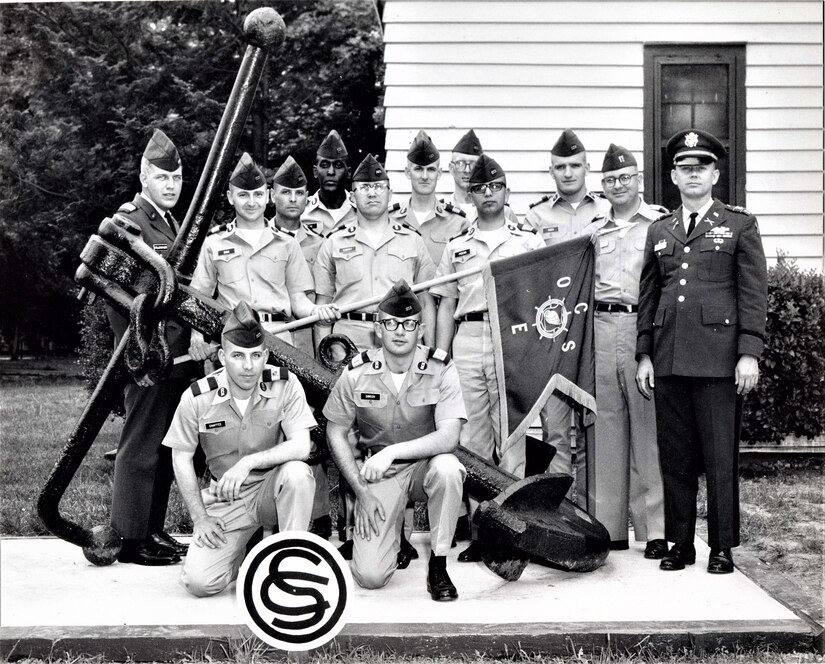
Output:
[443, 202, 466, 217]
[189, 375, 219, 397]
[347, 350, 372, 370]
[724, 204, 750, 215]
[261, 367, 289, 382]
[425, 346, 452, 364]
[117, 202, 137, 214]
[528, 194, 552, 209]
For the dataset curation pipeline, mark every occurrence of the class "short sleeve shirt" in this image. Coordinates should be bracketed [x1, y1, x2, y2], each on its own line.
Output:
[301, 192, 357, 236]
[524, 191, 611, 246]
[389, 197, 469, 264]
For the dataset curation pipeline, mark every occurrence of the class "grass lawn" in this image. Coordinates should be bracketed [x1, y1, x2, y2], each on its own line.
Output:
[1, 364, 822, 663]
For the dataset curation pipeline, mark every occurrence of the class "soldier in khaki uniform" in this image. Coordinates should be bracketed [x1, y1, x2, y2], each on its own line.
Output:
[432, 155, 544, 562]
[324, 281, 466, 600]
[302, 130, 357, 236]
[524, 129, 611, 505]
[636, 129, 767, 574]
[389, 130, 468, 265]
[582, 144, 667, 558]
[313, 154, 437, 353]
[164, 303, 317, 597]
[189, 153, 338, 361]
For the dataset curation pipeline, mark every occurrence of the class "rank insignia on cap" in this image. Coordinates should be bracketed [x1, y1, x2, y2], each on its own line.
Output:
[453, 129, 482, 155]
[143, 129, 181, 171]
[666, 128, 725, 163]
[551, 129, 585, 157]
[229, 152, 267, 190]
[378, 279, 422, 317]
[684, 132, 699, 148]
[469, 154, 506, 184]
[317, 129, 348, 159]
[601, 143, 637, 173]
[407, 130, 440, 166]
[222, 302, 265, 348]
[352, 154, 389, 182]
[272, 155, 307, 188]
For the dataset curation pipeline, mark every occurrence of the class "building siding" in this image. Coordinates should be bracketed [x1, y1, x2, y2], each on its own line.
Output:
[382, 0, 824, 270]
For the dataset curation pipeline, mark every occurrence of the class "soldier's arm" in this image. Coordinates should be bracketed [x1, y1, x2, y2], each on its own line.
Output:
[734, 213, 768, 394]
[188, 245, 220, 360]
[635, 227, 660, 362]
[435, 296, 458, 351]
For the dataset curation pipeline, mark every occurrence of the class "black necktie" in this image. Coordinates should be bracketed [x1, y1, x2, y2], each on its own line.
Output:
[165, 211, 177, 235]
[687, 212, 698, 236]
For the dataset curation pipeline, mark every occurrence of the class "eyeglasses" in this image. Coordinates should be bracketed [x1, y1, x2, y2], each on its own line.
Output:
[601, 174, 637, 188]
[451, 160, 478, 171]
[354, 182, 388, 194]
[468, 181, 506, 195]
[378, 318, 420, 332]
[317, 159, 347, 170]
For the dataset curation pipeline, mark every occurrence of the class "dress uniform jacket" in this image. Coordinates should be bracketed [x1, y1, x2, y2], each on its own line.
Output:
[105, 193, 198, 541]
[524, 191, 611, 247]
[190, 221, 314, 328]
[582, 200, 666, 544]
[636, 199, 768, 549]
[388, 198, 468, 264]
[301, 191, 357, 236]
[163, 366, 317, 596]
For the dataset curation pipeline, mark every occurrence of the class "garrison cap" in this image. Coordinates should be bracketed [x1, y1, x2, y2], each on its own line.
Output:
[551, 129, 585, 157]
[407, 130, 440, 166]
[452, 129, 482, 156]
[667, 128, 725, 163]
[222, 302, 264, 348]
[272, 155, 307, 188]
[352, 154, 389, 183]
[469, 154, 505, 184]
[378, 279, 422, 317]
[143, 129, 181, 171]
[601, 143, 637, 173]
[229, 152, 267, 190]
[317, 129, 348, 159]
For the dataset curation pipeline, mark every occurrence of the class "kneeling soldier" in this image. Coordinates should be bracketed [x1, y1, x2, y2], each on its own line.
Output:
[163, 302, 317, 597]
[324, 281, 467, 600]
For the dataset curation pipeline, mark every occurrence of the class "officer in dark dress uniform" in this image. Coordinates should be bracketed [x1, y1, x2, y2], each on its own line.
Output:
[105, 129, 199, 565]
[635, 129, 768, 574]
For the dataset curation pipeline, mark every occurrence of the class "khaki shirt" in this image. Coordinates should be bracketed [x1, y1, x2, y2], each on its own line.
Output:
[583, 199, 667, 306]
[274, 219, 325, 276]
[440, 195, 519, 226]
[323, 345, 466, 455]
[430, 221, 545, 317]
[524, 191, 611, 246]
[312, 221, 436, 308]
[162, 367, 317, 485]
[190, 221, 314, 321]
[389, 197, 468, 264]
[301, 191, 357, 236]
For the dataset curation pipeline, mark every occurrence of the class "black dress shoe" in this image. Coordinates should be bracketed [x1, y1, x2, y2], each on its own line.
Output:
[396, 532, 419, 569]
[644, 539, 669, 559]
[151, 531, 188, 556]
[659, 543, 696, 570]
[118, 539, 180, 566]
[427, 553, 458, 601]
[707, 548, 734, 574]
[338, 539, 353, 560]
[610, 539, 629, 551]
[457, 540, 482, 563]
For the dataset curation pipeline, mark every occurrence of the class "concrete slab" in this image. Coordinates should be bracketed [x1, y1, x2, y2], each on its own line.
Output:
[1, 534, 819, 659]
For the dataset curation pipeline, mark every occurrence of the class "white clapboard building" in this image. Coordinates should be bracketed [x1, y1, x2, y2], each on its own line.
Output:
[379, 0, 824, 271]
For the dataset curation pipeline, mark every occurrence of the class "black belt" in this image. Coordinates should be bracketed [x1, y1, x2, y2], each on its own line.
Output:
[457, 312, 487, 322]
[258, 311, 286, 323]
[595, 302, 638, 314]
[341, 311, 377, 322]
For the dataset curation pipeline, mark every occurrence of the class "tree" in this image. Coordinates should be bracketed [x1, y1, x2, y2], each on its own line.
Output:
[0, 1, 385, 357]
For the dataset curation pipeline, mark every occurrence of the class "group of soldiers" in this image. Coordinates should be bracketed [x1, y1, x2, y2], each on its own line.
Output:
[104, 123, 768, 602]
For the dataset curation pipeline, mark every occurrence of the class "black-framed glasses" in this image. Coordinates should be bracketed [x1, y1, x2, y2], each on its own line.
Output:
[601, 173, 638, 188]
[354, 182, 388, 194]
[378, 318, 420, 332]
[450, 159, 478, 171]
[468, 181, 506, 195]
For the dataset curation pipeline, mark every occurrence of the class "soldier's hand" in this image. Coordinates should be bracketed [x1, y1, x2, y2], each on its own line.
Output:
[354, 492, 385, 540]
[189, 334, 218, 362]
[216, 460, 252, 501]
[735, 355, 759, 395]
[313, 303, 341, 324]
[192, 515, 227, 548]
[360, 448, 395, 482]
[635, 355, 655, 400]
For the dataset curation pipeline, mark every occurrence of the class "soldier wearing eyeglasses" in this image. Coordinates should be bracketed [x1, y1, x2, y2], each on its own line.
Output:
[313, 154, 436, 353]
[302, 130, 357, 236]
[432, 155, 544, 563]
[581, 144, 668, 559]
[524, 129, 611, 506]
[636, 129, 767, 575]
[324, 280, 466, 601]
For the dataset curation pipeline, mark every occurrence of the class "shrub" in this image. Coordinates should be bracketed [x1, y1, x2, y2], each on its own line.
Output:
[741, 255, 825, 444]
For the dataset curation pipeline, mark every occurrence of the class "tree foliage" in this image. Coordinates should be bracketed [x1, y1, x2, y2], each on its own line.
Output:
[0, 1, 385, 356]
